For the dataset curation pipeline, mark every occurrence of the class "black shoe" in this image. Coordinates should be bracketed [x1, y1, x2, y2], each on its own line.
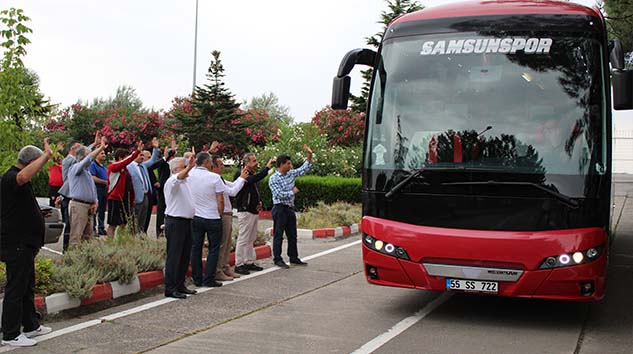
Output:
[245, 263, 264, 271]
[234, 265, 251, 275]
[98, 230, 107, 236]
[290, 259, 308, 266]
[202, 281, 223, 287]
[165, 291, 187, 299]
[178, 287, 197, 295]
[274, 260, 290, 269]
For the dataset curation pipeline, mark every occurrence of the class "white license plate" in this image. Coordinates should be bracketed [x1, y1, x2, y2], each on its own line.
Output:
[446, 278, 498, 293]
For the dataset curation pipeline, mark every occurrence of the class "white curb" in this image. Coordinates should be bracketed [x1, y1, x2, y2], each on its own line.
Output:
[45, 292, 81, 314]
[110, 276, 141, 299]
[351, 223, 359, 234]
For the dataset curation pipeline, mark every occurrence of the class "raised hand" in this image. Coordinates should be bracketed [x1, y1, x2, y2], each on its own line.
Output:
[240, 167, 249, 179]
[171, 135, 177, 151]
[100, 136, 109, 149]
[304, 144, 313, 155]
[209, 141, 219, 153]
[267, 158, 275, 168]
[43, 138, 53, 157]
[137, 140, 145, 151]
[188, 146, 196, 167]
[94, 131, 101, 146]
[152, 137, 159, 149]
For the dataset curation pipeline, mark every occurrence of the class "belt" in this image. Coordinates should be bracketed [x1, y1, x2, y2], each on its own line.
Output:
[273, 204, 294, 210]
[71, 198, 93, 205]
[165, 215, 193, 220]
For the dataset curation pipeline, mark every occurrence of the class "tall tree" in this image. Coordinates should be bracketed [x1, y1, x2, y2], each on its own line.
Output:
[173, 50, 249, 156]
[0, 8, 53, 130]
[350, 0, 423, 113]
[604, 0, 633, 65]
[244, 92, 293, 124]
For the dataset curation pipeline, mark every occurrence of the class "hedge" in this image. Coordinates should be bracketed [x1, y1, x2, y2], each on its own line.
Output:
[255, 175, 361, 211]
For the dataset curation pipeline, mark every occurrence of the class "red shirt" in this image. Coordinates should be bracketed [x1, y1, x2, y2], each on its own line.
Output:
[48, 163, 63, 187]
[107, 150, 140, 202]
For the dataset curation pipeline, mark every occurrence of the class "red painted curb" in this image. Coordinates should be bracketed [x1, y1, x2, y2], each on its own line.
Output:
[138, 271, 164, 291]
[258, 211, 272, 219]
[341, 226, 351, 236]
[34, 296, 45, 309]
[81, 283, 113, 305]
[255, 244, 272, 259]
[313, 229, 327, 238]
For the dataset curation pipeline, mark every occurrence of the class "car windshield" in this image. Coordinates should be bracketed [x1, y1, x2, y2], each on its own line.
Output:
[365, 32, 606, 177]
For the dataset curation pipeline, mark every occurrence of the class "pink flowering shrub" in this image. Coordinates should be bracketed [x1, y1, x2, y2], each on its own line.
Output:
[312, 107, 365, 147]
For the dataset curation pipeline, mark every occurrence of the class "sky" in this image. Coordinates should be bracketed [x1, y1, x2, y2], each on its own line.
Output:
[3, 0, 631, 127]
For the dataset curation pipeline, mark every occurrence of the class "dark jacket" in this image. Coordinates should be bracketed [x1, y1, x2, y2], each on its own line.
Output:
[234, 166, 270, 214]
[149, 158, 171, 193]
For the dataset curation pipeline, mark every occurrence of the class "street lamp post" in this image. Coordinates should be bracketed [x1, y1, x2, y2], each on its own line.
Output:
[192, 0, 199, 93]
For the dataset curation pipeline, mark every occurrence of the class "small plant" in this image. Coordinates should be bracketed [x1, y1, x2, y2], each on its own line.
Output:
[298, 201, 361, 229]
[0, 262, 6, 290]
[35, 256, 56, 295]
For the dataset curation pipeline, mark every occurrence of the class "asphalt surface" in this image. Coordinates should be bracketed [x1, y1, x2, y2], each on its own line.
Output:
[7, 179, 633, 354]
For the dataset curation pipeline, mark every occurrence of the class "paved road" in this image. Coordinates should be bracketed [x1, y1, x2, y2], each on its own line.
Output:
[10, 181, 632, 354]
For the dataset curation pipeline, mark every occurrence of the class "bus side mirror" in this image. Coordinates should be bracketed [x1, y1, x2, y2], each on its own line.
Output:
[331, 48, 377, 110]
[332, 76, 351, 110]
[609, 40, 625, 71]
[610, 40, 632, 110]
[613, 70, 633, 110]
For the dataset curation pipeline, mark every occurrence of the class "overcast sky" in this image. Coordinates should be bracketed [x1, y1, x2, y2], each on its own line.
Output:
[4, 0, 630, 127]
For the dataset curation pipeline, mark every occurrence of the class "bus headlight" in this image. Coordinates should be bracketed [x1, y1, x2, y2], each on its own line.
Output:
[363, 234, 410, 260]
[538, 245, 604, 269]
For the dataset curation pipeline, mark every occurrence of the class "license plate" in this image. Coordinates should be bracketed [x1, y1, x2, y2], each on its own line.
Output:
[446, 278, 498, 293]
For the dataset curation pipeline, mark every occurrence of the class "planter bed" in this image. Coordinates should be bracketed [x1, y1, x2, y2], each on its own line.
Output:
[25, 244, 271, 316]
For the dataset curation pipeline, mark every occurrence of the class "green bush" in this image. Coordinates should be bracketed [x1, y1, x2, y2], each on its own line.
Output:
[253, 123, 362, 178]
[252, 175, 361, 211]
[0, 262, 5, 290]
[298, 202, 361, 229]
[53, 232, 166, 299]
[35, 256, 56, 295]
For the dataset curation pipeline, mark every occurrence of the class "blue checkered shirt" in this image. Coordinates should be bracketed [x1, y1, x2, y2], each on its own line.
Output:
[269, 160, 312, 207]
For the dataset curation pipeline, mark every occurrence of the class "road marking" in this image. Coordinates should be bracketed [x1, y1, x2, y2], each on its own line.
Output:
[350, 292, 452, 354]
[0, 239, 361, 352]
[41, 246, 63, 256]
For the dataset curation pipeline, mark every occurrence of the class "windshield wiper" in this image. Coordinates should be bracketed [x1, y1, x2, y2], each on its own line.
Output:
[385, 169, 428, 198]
[440, 180, 579, 208]
[384, 166, 501, 199]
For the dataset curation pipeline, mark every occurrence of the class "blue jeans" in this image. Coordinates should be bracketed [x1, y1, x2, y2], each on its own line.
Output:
[94, 186, 107, 233]
[190, 217, 222, 286]
[272, 204, 299, 263]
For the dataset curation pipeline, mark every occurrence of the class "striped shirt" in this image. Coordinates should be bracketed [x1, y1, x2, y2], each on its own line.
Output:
[268, 160, 312, 207]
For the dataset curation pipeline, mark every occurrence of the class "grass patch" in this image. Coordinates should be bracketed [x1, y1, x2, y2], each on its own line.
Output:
[297, 201, 361, 229]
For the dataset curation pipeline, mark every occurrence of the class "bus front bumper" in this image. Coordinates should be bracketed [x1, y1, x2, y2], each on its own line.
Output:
[361, 216, 607, 302]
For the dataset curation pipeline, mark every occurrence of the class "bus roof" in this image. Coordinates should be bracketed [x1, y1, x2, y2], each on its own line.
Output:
[392, 0, 601, 24]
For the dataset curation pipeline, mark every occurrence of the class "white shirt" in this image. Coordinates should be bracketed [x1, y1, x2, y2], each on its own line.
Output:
[188, 167, 225, 219]
[164, 174, 195, 219]
[217, 174, 246, 213]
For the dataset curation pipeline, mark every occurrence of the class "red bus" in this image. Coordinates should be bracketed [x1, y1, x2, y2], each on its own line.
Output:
[332, 0, 633, 301]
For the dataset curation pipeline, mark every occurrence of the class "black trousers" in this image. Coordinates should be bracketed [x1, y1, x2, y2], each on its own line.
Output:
[164, 216, 192, 294]
[155, 190, 166, 237]
[61, 197, 71, 251]
[1, 246, 40, 340]
[272, 204, 299, 262]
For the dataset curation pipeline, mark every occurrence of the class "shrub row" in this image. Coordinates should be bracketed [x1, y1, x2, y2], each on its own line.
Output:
[255, 175, 361, 211]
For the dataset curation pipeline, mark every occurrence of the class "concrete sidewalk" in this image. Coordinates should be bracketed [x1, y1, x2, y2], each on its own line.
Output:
[578, 176, 633, 354]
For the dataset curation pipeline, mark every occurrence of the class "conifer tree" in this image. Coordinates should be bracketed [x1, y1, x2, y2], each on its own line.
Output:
[604, 0, 633, 63]
[350, 0, 423, 113]
[180, 50, 250, 155]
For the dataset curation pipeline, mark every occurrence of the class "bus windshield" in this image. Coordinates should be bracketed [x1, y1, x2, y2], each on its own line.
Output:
[365, 32, 606, 178]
